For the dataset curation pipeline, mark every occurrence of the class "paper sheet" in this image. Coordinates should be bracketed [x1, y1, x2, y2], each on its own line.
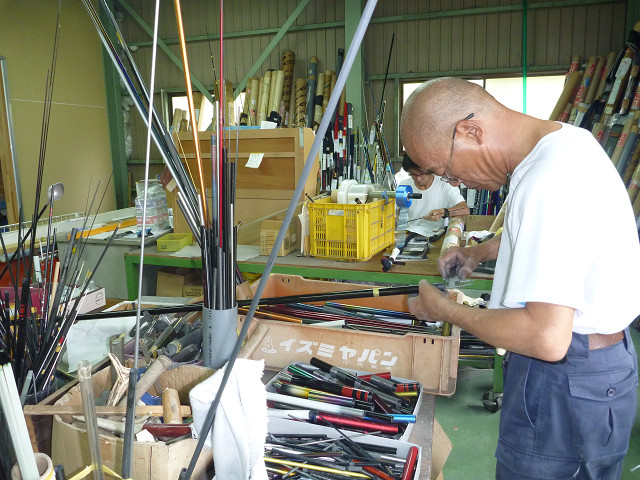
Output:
[65, 316, 137, 373]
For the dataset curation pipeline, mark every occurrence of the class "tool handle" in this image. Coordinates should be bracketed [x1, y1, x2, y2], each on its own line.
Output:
[162, 388, 182, 424]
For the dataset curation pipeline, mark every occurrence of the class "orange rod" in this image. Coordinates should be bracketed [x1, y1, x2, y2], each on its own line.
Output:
[174, 0, 208, 227]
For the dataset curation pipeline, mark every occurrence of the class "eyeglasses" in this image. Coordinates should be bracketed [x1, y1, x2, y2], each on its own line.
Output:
[408, 171, 430, 179]
[441, 113, 474, 184]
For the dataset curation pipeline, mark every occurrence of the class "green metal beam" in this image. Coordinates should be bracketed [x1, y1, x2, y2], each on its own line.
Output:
[627, 0, 640, 34]
[100, 0, 130, 209]
[366, 64, 569, 81]
[129, 21, 344, 48]
[117, 0, 215, 106]
[234, 0, 311, 98]
[368, 0, 622, 25]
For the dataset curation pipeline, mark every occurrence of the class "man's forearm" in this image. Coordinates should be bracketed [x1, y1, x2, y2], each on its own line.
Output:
[466, 232, 501, 263]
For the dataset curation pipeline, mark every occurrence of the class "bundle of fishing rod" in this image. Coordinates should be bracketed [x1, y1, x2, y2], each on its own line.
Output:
[81, 0, 203, 248]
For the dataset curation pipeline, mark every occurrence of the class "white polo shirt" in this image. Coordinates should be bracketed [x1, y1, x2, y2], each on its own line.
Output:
[489, 123, 640, 334]
[398, 176, 465, 235]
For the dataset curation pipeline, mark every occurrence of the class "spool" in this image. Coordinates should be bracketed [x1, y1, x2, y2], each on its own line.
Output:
[294, 78, 307, 127]
[549, 70, 582, 121]
[281, 50, 295, 124]
[257, 71, 271, 124]
[162, 388, 182, 424]
[12, 453, 54, 480]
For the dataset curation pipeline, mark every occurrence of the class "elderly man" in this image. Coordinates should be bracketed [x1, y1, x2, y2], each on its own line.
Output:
[401, 77, 639, 480]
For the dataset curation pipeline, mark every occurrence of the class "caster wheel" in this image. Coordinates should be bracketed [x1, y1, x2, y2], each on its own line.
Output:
[482, 391, 502, 413]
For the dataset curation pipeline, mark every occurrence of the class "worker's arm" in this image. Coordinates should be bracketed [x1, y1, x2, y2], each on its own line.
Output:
[438, 233, 501, 280]
[423, 201, 470, 221]
[408, 281, 574, 361]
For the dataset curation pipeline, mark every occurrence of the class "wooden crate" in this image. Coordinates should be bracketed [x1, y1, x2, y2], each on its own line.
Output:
[172, 128, 318, 245]
[239, 274, 460, 396]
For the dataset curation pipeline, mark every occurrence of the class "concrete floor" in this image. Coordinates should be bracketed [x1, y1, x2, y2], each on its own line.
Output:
[435, 327, 640, 479]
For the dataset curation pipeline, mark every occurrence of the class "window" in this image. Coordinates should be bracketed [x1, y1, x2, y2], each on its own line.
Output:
[401, 75, 567, 215]
[403, 75, 565, 119]
[169, 92, 245, 131]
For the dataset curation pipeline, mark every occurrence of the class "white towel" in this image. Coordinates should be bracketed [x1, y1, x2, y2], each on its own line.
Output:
[190, 358, 268, 480]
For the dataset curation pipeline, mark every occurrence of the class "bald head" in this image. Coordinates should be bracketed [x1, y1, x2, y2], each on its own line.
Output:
[401, 77, 502, 162]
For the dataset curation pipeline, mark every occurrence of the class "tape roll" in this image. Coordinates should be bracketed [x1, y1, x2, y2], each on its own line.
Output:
[11, 453, 54, 480]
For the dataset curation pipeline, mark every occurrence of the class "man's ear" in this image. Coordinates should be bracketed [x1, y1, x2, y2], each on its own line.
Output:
[458, 119, 484, 146]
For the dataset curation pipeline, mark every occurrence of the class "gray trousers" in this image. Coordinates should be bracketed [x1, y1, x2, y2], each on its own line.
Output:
[495, 328, 638, 480]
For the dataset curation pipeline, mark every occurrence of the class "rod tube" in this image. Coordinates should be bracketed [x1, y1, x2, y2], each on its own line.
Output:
[77, 360, 104, 480]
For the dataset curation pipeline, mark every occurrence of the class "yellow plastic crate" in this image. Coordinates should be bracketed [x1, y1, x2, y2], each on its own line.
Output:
[308, 197, 395, 261]
[157, 233, 193, 251]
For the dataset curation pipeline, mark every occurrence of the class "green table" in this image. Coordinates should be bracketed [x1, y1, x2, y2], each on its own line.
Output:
[123, 244, 494, 300]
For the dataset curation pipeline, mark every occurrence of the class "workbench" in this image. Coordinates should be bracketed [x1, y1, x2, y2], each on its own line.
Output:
[123, 239, 494, 300]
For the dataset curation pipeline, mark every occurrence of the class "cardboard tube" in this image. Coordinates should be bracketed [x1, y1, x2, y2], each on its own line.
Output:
[162, 388, 182, 424]
[257, 71, 271, 124]
[605, 47, 637, 116]
[610, 116, 635, 167]
[294, 78, 307, 127]
[489, 203, 507, 233]
[627, 162, 640, 203]
[305, 56, 318, 128]
[585, 56, 606, 104]
[323, 70, 333, 113]
[313, 72, 326, 127]
[248, 77, 259, 126]
[550, 71, 582, 120]
[623, 140, 640, 184]
[573, 55, 598, 106]
[281, 50, 295, 122]
[592, 122, 606, 141]
[269, 70, 284, 117]
[595, 51, 618, 100]
[568, 54, 581, 74]
[558, 102, 573, 123]
[633, 187, 640, 217]
[441, 217, 465, 254]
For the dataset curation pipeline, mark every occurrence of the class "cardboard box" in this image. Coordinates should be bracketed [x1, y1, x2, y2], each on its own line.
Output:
[239, 274, 460, 396]
[51, 364, 214, 480]
[156, 269, 200, 297]
[260, 217, 297, 256]
[0, 285, 105, 316]
[182, 283, 204, 298]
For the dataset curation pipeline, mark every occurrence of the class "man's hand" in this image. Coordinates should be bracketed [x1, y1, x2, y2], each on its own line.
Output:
[423, 209, 446, 221]
[437, 246, 480, 280]
[408, 280, 449, 322]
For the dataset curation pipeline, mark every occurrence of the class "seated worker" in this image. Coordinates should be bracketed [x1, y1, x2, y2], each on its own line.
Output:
[398, 152, 470, 237]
